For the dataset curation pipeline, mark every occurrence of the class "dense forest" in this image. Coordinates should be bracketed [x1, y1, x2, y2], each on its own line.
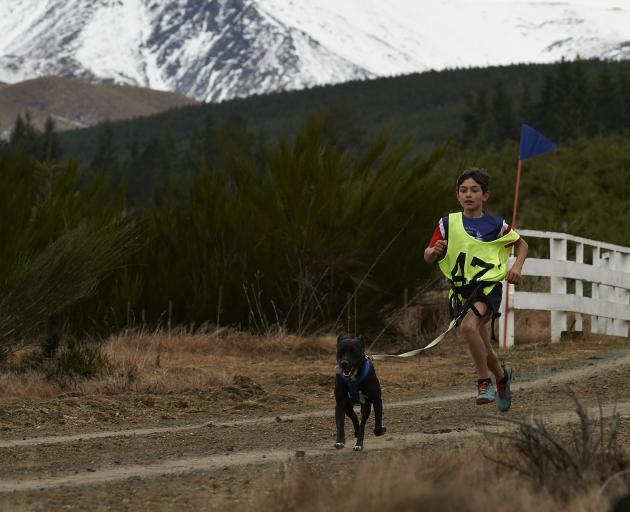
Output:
[0, 58, 629, 359]
[58, 59, 630, 163]
[459, 59, 630, 148]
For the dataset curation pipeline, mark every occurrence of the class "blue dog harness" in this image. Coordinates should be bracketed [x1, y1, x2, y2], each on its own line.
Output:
[338, 357, 371, 404]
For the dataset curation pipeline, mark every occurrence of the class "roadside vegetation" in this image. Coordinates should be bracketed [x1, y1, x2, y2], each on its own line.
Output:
[0, 57, 628, 389]
[249, 433, 627, 512]
[248, 395, 629, 512]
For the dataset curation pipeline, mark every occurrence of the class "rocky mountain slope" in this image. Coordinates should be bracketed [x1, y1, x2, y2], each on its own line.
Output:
[0, 0, 628, 102]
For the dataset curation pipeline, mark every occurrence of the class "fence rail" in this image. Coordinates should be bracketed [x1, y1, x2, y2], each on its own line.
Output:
[499, 229, 630, 348]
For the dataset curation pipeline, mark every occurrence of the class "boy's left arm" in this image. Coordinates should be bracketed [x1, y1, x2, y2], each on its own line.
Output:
[506, 237, 528, 284]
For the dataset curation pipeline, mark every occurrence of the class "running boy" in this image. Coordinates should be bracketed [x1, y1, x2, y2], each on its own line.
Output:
[424, 168, 528, 412]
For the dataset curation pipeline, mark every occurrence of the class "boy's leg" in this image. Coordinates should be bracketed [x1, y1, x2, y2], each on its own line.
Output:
[480, 320, 505, 382]
[458, 301, 498, 404]
[479, 309, 513, 412]
[458, 301, 492, 379]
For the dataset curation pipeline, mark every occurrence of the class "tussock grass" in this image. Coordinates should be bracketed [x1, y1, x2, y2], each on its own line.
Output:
[86, 366, 230, 396]
[486, 390, 628, 502]
[0, 330, 335, 400]
[106, 329, 336, 357]
[247, 446, 612, 512]
[0, 372, 60, 400]
[244, 393, 630, 512]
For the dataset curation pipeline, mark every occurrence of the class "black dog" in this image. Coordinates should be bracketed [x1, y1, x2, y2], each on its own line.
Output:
[335, 335, 386, 451]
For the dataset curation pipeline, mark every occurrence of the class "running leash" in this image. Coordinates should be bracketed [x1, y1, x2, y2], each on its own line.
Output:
[369, 282, 483, 360]
[370, 317, 459, 360]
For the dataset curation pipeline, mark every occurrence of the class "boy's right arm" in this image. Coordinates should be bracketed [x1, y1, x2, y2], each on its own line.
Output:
[424, 223, 447, 264]
[424, 240, 447, 264]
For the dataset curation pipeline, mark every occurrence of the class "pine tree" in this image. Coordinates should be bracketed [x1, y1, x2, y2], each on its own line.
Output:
[202, 113, 216, 168]
[41, 117, 62, 163]
[565, 60, 593, 138]
[90, 121, 117, 172]
[592, 65, 620, 133]
[488, 78, 515, 146]
[616, 67, 630, 130]
[517, 82, 534, 126]
[551, 58, 573, 139]
[536, 72, 557, 137]
[460, 91, 480, 146]
[9, 112, 39, 156]
[474, 90, 489, 145]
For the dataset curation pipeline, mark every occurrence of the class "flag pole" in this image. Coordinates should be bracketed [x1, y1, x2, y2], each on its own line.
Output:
[502, 125, 556, 351]
[502, 158, 523, 351]
[511, 159, 523, 229]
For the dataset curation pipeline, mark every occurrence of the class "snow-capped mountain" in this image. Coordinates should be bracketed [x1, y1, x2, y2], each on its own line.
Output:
[0, 0, 629, 103]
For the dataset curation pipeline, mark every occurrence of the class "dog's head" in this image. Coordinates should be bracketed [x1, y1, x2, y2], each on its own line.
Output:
[336, 335, 365, 378]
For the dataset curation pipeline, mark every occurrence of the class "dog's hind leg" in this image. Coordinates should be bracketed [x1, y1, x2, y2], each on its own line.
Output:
[353, 402, 371, 451]
[373, 398, 386, 436]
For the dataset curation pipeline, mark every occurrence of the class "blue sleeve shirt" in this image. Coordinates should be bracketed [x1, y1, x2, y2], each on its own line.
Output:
[439, 213, 510, 243]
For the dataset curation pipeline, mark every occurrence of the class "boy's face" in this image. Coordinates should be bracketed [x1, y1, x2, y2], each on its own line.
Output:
[456, 177, 489, 213]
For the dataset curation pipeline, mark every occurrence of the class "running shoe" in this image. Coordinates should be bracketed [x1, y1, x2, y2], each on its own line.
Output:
[476, 380, 495, 405]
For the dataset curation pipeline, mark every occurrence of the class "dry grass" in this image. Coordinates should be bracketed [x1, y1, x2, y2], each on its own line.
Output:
[245, 444, 617, 512]
[0, 321, 626, 403]
[0, 372, 60, 400]
[105, 328, 335, 357]
[90, 330, 335, 395]
[0, 330, 336, 400]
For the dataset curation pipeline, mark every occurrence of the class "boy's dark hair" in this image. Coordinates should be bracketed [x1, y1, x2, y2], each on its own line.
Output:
[456, 168, 491, 193]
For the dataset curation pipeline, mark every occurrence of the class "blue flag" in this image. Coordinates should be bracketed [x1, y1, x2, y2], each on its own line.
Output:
[519, 124, 557, 160]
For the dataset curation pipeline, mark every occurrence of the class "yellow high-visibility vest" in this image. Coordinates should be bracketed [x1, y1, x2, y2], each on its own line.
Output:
[437, 212, 520, 295]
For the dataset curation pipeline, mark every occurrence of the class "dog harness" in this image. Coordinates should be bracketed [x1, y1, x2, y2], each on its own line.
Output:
[339, 357, 371, 404]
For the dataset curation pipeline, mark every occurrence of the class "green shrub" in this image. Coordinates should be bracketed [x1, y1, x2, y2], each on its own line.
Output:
[51, 337, 109, 381]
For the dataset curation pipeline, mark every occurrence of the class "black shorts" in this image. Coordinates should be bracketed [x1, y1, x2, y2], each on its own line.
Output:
[449, 282, 503, 319]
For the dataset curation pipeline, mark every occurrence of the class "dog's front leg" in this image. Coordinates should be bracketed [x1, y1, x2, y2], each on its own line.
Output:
[354, 401, 371, 451]
[335, 401, 346, 448]
[345, 401, 360, 438]
[373, 398, 386, 437]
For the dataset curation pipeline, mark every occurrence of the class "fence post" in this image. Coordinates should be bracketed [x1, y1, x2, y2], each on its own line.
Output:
[592, 246, 600, 334]
[574, 242, 583, 331]
[601, 252, 613, 335]
[550, 237, 567, 342]
[507, 281, 515, 348]
[499, 257, 515, 348]
[612, 252, 630, 337]
[623, 253, 630, 337]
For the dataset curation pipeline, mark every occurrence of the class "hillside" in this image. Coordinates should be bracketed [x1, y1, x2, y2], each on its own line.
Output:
[57, 63, 547, 161]
[58, 59, 628, 163]
[0, 76, 198, 137]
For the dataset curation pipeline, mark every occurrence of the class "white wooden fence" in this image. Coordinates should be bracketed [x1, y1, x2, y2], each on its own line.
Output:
[499, 229, 630, 348]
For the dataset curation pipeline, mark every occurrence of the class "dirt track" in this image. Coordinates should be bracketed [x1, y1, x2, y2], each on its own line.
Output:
[1, 335, 630, 511]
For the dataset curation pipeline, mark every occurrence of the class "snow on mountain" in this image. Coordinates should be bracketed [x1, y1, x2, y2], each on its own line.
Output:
[257, 0, 630, 73]
[0, 0, 629, 103]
